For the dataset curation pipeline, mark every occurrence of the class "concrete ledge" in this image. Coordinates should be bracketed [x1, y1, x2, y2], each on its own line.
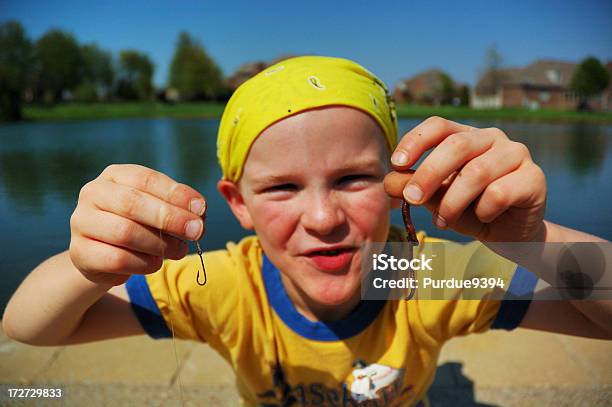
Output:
[1, 325, 610, 406]
[0, 383, 239, 407]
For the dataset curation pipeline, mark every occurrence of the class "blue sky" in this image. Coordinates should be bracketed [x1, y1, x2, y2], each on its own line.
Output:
[2, 0, 611, 88]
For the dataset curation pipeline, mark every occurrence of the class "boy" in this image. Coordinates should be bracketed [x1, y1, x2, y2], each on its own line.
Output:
[3, 56, 611, 406]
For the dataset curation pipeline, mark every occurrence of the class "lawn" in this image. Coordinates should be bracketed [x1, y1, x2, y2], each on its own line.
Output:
[24, 102, 226, 121]
[394, 105, 612, 123]
[22, 102, 612, 123]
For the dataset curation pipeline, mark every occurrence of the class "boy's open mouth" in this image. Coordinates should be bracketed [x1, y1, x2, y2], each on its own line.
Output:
[309, 248, 353, 256]
[304, 247, 357, 272]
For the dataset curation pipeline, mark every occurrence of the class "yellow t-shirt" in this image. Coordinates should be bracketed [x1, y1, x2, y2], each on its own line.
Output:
[126, 231, 537, 406]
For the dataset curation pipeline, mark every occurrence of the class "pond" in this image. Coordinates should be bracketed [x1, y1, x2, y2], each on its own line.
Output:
[1, 118, 611, 309]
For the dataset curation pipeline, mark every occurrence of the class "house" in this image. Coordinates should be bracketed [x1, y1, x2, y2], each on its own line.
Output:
[394, 69, 457, 105]
[601, 61, 612, 111]
[225, 61, 268, 91]
[471, 59, 611, 110]
[225, 55, 298, 92]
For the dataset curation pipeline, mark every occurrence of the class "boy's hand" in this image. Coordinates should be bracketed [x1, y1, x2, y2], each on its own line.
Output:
[69, 164, 206, 286]
[384, 117, 547, 242]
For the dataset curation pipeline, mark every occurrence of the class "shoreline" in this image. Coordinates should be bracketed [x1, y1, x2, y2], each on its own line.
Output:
[18, 102, 612, 124]
[1, 325, 610, 406]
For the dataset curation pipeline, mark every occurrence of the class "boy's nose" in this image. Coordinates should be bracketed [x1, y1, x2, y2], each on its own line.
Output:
[301, 193, 346, 236]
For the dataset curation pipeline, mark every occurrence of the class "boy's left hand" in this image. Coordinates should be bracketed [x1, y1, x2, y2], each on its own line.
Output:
[384, 116, 547, 242]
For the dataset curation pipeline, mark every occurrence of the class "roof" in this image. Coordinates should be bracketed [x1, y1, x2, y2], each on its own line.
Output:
[398, 68, 446, 83]
[395, 68, 453, 96]
[225, 61, 268, 90]
[475, 59, 578, 94]
[225, 55, 301, 91]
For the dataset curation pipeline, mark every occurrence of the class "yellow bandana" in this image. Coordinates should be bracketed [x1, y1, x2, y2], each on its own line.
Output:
[217, 56, 398, 182]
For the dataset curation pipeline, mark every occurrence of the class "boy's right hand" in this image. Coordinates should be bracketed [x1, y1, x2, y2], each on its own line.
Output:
[69, 164, 207, 286]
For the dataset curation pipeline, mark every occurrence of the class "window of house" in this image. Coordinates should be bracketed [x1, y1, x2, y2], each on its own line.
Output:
[546, 69, 560, 84]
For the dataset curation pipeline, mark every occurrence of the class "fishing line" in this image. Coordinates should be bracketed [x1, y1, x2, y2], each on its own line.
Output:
[160, 228, 186, 407]
[159, 221, 207, 406]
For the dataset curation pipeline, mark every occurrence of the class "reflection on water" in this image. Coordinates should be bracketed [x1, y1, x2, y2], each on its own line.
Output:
[566, 123, 607, 175]
[496, 121, 609, 176]
[1, 118, 611, 308]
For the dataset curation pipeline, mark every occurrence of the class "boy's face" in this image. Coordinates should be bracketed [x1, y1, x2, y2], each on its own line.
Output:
[222, 107, 392, 316]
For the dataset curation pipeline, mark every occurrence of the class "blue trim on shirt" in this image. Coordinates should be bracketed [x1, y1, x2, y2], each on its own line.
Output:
[491, 265, 539, 330]
[262, 254, 386, 341]
[126, 275, 172, 339]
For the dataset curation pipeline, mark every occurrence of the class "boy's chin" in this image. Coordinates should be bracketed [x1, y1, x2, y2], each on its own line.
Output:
[307, 284, 361, 308]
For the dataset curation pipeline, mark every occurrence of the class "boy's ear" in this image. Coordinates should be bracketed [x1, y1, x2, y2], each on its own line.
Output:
[217, 180, 254, 230]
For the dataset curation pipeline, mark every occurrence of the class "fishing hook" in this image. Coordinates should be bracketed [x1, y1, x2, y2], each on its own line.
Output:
[195, 240, 207, 286]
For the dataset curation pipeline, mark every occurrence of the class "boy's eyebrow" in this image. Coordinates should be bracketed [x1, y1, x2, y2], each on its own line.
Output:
[249, 174, 295, 186]
[331, 158, 386, 174]
[248, 158, 386, 186]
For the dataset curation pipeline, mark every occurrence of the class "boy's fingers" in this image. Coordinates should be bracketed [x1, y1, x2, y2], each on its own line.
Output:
[422, 185, 488, 237]
[84, 180, 204, 241]
[474, 164, 547, 224]
[383, 170, 414, 198]
[433, 143, 524, 228]
[391, 116, 475, 169]
[383, 170, 456, 199]
[403, 130, 495, 204]
[74, 206, 188, 260]
[70, 236, 163, 276]
[100, 164, 206, 216]
[386, 169, 486, 235]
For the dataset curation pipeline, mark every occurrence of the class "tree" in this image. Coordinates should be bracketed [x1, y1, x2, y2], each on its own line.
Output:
[117, 50, 154, 100]
[459, 84, 470, 106]
[0, 21, 32, 121]
[478, 45, 505, 95]
[168, 32, 224, 101]
[438, 72, 455, 105]
[76, 44, 114, 102]
[570, 57, 609, 111]
[35, 29, 82, 102]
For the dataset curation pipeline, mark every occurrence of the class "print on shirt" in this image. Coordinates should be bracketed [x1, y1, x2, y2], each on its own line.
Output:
[256, 360, 411, 406]
[348, 360, 404, 402]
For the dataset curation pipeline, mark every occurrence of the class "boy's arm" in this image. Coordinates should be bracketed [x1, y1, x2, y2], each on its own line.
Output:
[385, 116, 612, 339]
[519, 295, 612, 339]
[3, 164, 207, 346]
[493, 220, 612, 339]
[2, 250, 143, 345]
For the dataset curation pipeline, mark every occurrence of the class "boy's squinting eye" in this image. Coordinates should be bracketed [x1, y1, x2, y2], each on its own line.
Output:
[263, 183, 298, 193]
[337, 174, 375, 188]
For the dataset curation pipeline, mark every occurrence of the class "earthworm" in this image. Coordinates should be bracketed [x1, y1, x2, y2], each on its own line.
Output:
[401, 200, 419, 245]
[402, 199, 419, 300]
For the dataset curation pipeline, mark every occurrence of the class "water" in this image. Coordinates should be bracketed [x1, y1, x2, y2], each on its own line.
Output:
[1, 118, 611, 310]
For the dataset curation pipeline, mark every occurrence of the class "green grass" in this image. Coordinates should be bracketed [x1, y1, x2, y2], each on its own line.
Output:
[24, 102, 226, 121]
[22, 102, 612, 123]
[395, 105, 612, 123]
